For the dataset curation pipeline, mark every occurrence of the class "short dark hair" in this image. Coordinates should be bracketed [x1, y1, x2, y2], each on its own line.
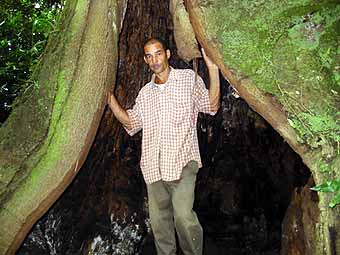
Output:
[143, 37, 168, 51]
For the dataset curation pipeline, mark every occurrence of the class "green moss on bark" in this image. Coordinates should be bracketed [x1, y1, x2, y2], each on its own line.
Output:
[0, 0, 122, 253]
[197, 0, 340, 200]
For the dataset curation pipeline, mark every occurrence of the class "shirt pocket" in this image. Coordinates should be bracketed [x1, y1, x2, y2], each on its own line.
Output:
[170, 99, 191, 126]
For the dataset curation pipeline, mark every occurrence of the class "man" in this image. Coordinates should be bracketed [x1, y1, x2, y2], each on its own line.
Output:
[108, 38, 220, 255]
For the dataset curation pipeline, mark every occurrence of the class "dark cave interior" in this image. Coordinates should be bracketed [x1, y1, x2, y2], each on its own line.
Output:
[17, 1, 312, 254]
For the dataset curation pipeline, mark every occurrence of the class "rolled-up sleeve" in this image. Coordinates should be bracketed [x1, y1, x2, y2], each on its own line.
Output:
[124, 95, 143, 136]
[193, 75, 217, 116]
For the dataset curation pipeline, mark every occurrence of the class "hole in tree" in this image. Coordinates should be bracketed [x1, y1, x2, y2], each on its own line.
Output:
[17, 0, 313, 254]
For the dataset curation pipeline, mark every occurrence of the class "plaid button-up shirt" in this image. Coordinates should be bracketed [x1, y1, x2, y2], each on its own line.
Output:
[124, 67, 216, 184]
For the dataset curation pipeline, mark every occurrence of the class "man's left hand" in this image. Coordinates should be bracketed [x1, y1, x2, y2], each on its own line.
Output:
[201, 48, 218, 70]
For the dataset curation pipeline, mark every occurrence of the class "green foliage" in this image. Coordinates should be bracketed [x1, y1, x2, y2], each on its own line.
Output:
[329, 192, 340, 208]
[283, 5, 340, 145]
[289, 110, 340, 208]
[311, 179, 340, 208]
[288, 111, 340, 149]
[201, 0, 340, 209]
[0, 0, 62, 123]
[311, 179, 340, 193]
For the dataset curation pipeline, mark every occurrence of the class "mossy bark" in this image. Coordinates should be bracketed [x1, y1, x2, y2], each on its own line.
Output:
[184, 0, 340, 254]
[0, 0, 127, 254]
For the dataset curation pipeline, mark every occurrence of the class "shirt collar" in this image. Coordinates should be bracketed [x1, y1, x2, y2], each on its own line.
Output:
[151, 66, 175, 89]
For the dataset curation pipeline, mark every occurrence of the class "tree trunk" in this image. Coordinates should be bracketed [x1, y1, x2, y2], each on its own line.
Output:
[0, 0, 127, 253]
[184, 0, 340, 254]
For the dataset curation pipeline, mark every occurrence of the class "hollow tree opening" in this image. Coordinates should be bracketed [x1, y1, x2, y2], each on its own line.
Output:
[13, 0, 316, 254]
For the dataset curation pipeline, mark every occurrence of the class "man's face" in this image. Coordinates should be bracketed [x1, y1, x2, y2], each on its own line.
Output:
[143, 42, 170, 75]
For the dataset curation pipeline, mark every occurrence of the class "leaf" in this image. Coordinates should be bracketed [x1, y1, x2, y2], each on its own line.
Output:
[0, 39, 8, 47]
[311, 179, 340, 193]
[329, 191, 340, 208]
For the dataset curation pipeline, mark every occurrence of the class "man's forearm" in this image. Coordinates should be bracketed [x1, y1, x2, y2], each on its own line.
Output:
[108, 94, 132, 129]
[201, 48, 220, 112]
[208, 67, 220, 112]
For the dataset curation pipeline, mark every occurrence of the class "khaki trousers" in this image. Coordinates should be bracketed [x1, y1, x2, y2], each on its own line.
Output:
[146, 161, 203, 255]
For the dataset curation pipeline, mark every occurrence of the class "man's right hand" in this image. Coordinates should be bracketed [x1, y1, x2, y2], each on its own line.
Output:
[106, 91, 132, 129]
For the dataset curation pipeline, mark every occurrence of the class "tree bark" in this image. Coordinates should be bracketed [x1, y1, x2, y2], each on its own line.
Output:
[0, 0, 127, 254]
[184, 0, 340, 254]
